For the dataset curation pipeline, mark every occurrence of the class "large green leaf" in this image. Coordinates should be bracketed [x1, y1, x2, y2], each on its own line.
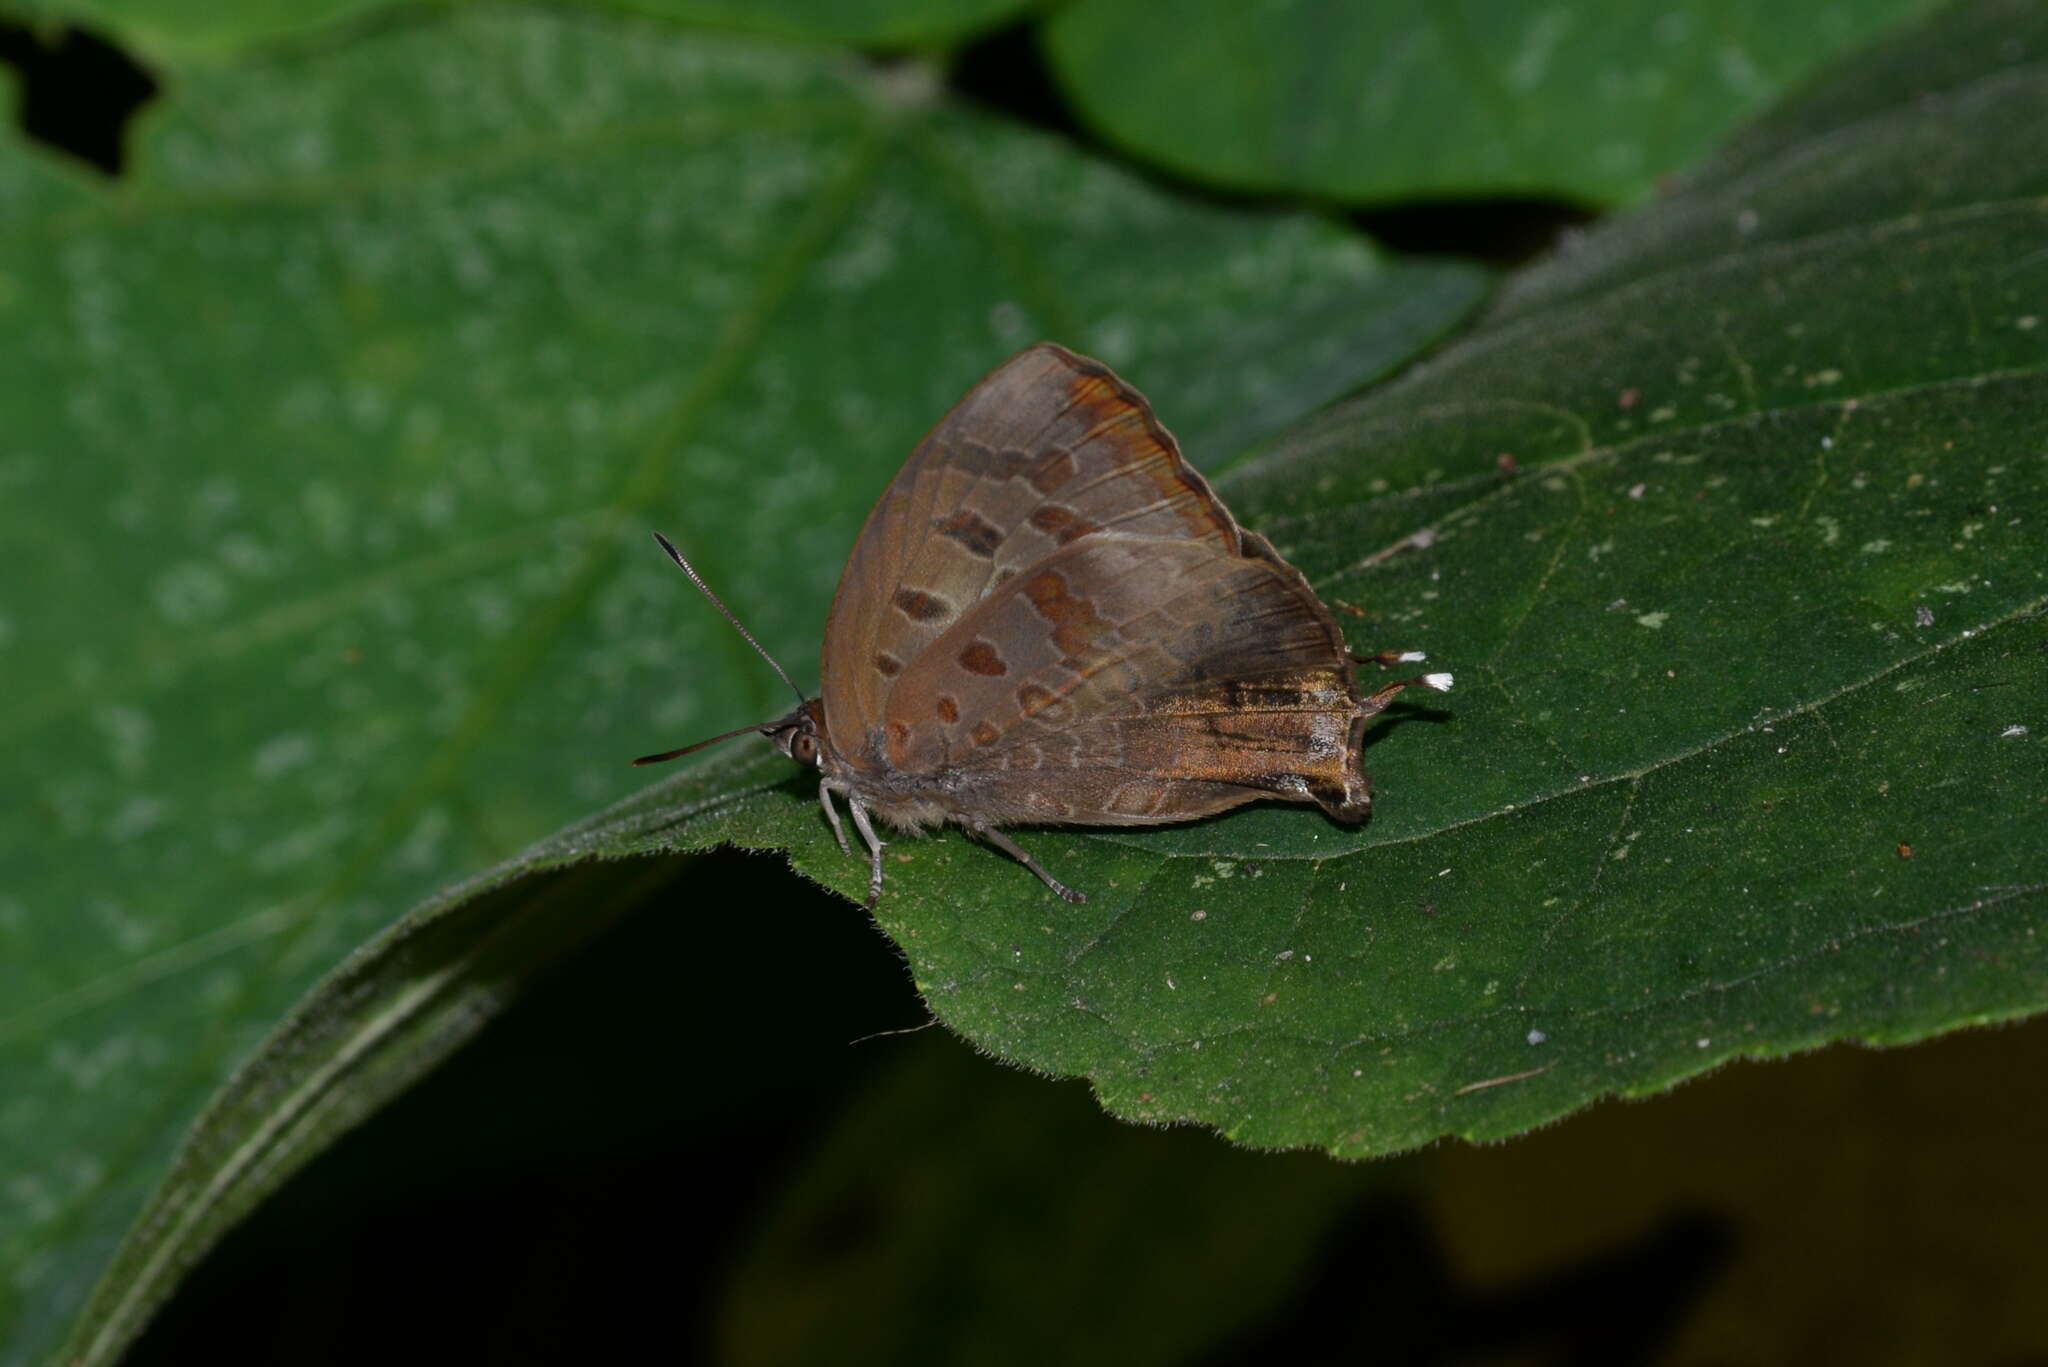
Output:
[0, 10, 1483, 1364]
[422, 0, 2048, 1156]
[89, 7, 2048, 1333]
[1042, 0, 1947, 206]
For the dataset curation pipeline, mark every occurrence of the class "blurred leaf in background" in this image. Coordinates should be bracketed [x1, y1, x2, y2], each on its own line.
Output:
[0, 0, 1037, 66]
[1044, 0, 1948, 205]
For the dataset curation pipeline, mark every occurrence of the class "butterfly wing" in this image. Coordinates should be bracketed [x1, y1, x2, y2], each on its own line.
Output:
[820, 344, 1239, 760]
[870, 527, 1369, 825]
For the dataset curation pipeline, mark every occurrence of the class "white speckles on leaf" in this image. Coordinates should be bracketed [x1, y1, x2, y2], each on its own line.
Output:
[96, 705, 154, 777]
[105, 796, 169, 845]
[87, 895, 158, 953]
[817, 199, 904, 290]
[1635, 611, 1669, 629]
[151, 562, 233, 625]
[248, 814, 353, 876]
[299, 480, 353, 550]
[48, 1032, 150, 1095]
[252, 734, 316, 781]
[395, 807, 452, 872]
[1504, 8, 1574, 91]
[217, 532, 283, 580]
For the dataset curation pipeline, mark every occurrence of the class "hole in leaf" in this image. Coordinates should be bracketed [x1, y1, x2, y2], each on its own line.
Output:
[0, 22, 156, 176]
[946, 17, 1084, 142]
[1355, 198, 1596, 269]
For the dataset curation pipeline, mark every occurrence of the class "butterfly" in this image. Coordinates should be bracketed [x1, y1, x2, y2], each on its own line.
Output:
[636, 343, 1450, 907]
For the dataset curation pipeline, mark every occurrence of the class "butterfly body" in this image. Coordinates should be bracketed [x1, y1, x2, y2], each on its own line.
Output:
[644, 344, 1449, 906]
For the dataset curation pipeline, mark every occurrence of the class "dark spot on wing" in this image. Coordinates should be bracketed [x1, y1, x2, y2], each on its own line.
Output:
[1022, 570, 1114, 655]
[958, 640, 1008, 676]
[936, 509, 1003, 558]
[1028, 504, 1101, 544]
[892, 587, 950, 622]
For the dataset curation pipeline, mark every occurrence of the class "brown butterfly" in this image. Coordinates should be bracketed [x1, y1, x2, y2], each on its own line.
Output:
[636, 343, 1450, 907]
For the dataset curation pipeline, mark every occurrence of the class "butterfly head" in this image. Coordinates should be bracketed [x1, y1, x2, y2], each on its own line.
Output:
[765, 699, 829, 771]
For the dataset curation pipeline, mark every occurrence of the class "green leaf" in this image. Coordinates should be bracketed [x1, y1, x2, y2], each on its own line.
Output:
[1042, 0, 1949, 206]
[0, 11, 1484, 1364]
[3, 0, 1035, 67]
[108, 0, 2048, 1300]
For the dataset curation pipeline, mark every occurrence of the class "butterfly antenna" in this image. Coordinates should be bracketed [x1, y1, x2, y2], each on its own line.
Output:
[649, 530, 808, 707]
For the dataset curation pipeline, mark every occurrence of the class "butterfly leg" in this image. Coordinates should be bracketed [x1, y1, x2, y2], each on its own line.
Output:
[970, 824, 1088, 904]
[818, 779, 851, 856]
[844, 792, 887, 909]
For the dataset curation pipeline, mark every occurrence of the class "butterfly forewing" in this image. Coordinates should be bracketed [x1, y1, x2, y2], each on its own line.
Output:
[820, 344, 1239, 751]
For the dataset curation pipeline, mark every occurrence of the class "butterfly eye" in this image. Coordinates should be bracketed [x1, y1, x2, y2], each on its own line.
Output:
[791, 731, 819, 766]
